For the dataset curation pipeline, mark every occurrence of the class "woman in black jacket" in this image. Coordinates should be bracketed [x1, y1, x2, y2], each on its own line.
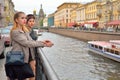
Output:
[26, 14, 53, 80]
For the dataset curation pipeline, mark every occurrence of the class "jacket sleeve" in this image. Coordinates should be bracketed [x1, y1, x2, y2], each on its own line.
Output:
[11, 30, 44, 47]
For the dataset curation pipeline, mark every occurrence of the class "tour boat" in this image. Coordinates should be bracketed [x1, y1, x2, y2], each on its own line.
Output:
[88, 41, 120, 62]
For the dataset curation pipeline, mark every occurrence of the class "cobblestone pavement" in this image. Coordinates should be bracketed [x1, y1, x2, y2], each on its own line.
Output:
[0, 47, 11, 80]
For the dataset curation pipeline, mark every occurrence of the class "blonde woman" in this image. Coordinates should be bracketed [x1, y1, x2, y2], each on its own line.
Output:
[5, 11, 53, 80]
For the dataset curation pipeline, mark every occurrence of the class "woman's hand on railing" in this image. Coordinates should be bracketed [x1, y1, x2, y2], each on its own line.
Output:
[43, 40, 54, 47]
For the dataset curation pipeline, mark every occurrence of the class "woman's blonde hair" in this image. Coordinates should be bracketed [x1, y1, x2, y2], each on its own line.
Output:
[11, 11, 29, 33]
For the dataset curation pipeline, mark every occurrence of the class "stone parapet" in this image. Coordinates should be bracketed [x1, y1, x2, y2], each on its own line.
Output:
[49, 29, 120, 41]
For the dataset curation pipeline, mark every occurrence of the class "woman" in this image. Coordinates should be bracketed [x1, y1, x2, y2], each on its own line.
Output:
[6, 11, 53, 80]
[26, 14, 37, 40]
[26, 14, 38, 80]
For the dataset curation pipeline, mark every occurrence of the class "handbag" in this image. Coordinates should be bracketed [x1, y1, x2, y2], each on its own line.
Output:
[6, 51, 25, 65]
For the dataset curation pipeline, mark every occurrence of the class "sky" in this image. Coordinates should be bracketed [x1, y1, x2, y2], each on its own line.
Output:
[12, 0, 94, 16]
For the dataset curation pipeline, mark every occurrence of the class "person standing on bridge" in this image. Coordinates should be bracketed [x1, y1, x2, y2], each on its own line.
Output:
[26, 14, 44, 80]
[26, 14, 37, 80]
[5, 11, 53, 80]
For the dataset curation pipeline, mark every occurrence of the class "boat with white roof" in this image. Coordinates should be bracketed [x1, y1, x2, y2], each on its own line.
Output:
[88, 41, 120, 62]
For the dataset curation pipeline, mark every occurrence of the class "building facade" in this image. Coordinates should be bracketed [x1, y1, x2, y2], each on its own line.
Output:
[48, 13, 54, 27]
[0, 0, 4, 27]
[43, 17, 48, 27]
[54, 3, 80, 27]
[4, 0, 15, 26]
[76, 5, 85, 25]
[48, 0, 120, 28]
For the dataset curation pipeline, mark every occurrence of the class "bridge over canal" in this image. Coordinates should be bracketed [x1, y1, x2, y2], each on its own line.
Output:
[0, 32, 120, 80]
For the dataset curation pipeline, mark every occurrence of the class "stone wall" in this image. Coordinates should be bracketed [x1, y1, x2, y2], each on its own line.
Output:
[49, 29, 120, 41]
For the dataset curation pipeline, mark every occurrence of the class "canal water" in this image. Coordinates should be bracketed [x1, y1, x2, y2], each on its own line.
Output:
[38, 32, 120, 80]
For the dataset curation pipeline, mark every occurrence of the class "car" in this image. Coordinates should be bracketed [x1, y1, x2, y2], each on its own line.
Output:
[106, 27, 114, 32]
[0, 38, 5, 59]
[6, 25, 13, 29]
[0, 28, 11, 47]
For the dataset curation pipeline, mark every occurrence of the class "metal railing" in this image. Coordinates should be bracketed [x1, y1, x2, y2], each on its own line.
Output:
[36, 48, 60, 80]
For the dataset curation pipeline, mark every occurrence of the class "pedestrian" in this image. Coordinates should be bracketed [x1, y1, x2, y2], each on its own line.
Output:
[26, 14, 39, 80]
[26, 14, 37, 80]
[5, 11, 53, 80]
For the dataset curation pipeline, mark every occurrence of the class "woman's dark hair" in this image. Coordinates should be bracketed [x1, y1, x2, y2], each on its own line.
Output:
[26, 14, 35, 22]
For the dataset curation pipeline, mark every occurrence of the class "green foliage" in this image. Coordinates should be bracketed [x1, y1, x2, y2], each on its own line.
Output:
[39, 19, 43, 26]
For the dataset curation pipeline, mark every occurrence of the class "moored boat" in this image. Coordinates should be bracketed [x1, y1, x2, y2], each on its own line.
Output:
[88, 41, 120, 62]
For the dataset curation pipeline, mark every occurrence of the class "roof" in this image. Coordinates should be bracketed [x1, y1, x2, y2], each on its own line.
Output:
[110, 40, 120, 45]
[88, 41, 112, 48]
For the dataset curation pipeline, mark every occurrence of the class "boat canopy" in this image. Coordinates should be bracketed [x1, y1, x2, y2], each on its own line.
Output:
[88, 41, 112, 48]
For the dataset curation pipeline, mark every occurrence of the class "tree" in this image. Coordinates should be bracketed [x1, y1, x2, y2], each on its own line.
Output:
[39, 19, 43, 27]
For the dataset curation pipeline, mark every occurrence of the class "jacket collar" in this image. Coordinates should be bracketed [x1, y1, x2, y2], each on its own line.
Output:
[16, 28, 25, 33]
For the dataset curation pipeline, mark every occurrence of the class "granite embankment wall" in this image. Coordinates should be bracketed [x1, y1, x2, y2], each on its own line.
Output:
[49, 29, 120, 41]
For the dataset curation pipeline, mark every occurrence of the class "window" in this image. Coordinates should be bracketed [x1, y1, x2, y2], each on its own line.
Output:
[118, 15, 120, 20]
[66, 19, 68, 23]
[66, 14, 68, 17]
[66, 10, 68, 13]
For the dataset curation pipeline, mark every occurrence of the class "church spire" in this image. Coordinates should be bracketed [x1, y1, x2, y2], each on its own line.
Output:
[41, 4, 42, 9]
[38, 4, 45, 20]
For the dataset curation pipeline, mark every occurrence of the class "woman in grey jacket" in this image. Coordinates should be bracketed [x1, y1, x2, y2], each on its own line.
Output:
[6, 12, 53, 80]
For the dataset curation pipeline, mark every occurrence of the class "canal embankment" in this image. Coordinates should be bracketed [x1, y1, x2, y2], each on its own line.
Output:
[49, 28, 120, 41]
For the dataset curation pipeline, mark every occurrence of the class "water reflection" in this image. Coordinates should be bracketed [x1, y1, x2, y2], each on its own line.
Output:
[88, 51, 120, 80]
[38, 32, 120, 80]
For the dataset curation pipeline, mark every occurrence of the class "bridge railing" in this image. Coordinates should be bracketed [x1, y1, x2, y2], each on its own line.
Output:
[36, 48, 60, 80]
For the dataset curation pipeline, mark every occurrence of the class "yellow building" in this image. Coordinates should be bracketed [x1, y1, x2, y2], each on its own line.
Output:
[85, 1, 98, 22]
[0, 0, 4, 27]
[54, 0, 120, 28]
[76, 5, 85, 25]
[73, 1, 102, 28]
[4, 0, 15, 26]
[70, 4, 82, 27]
[54, 10, 59, 27]
[97, 0, 120, 28]
[54, 2, 80, 28]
